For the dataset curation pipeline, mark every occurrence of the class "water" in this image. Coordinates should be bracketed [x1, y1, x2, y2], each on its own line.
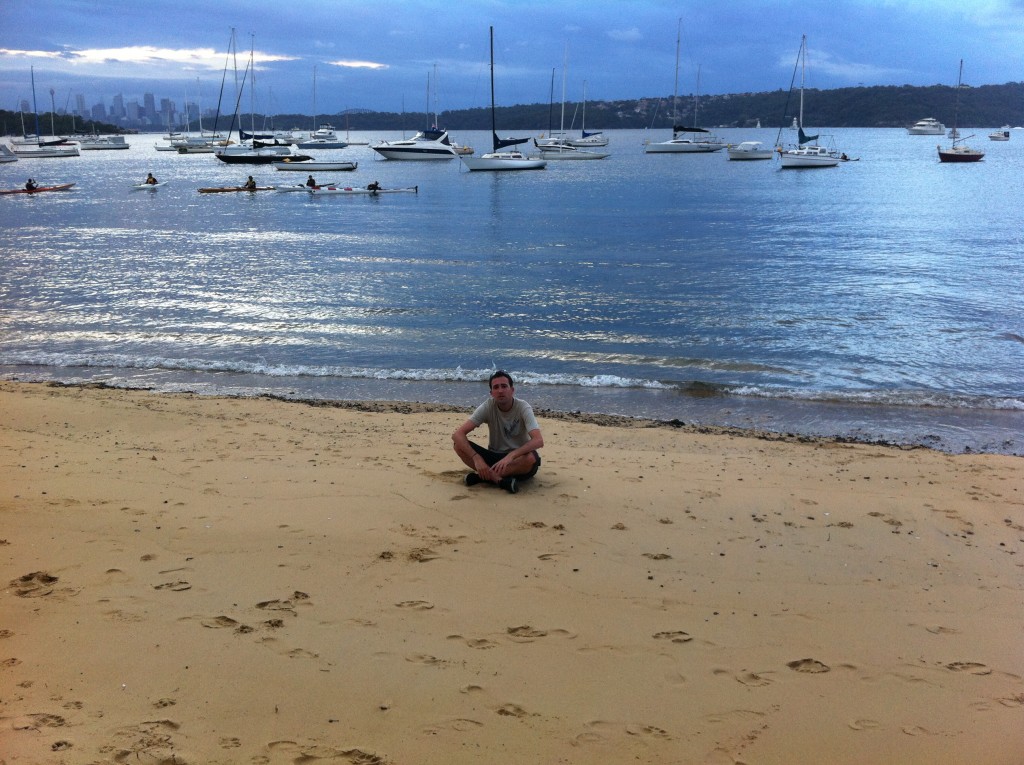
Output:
[2, 128, 1022, 454]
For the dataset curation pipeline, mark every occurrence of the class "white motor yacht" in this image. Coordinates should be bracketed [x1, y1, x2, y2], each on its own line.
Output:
[907, 117, 945, 135]
[371, 128, 459, 160]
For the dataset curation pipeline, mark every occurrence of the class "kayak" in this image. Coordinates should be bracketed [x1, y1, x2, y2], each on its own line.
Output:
[311, 185, 418, 195]
[198, 186, 275, 194]
[132, 181, 168, 190]
[273, 182, 352, 193]
[0, 182, 75, 195]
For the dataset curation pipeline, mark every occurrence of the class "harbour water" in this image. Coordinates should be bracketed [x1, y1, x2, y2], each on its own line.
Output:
[2, 128, 1022, 454]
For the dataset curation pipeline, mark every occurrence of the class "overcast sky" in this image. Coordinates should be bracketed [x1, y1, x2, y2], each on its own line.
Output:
[2, 0, 1023, 119]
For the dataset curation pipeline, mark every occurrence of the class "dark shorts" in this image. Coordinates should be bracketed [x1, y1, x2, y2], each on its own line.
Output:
[469, 442, 541, 480]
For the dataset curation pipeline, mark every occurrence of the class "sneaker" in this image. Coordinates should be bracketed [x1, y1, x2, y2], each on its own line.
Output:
[500, 477, 519, 494]
[464, 472, 482, 487]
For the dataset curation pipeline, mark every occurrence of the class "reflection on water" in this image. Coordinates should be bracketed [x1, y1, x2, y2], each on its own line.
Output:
[1, 129, 1022, 453]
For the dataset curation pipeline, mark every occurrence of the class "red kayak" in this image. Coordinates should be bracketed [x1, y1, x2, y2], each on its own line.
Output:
[0, 183, 75, 195]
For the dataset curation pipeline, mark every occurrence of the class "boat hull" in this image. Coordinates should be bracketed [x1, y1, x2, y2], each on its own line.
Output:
[273, 161, 357, 172]
[937, 147, 984, 163]
[216, 153, 313, 164]
[726, 142, 774, 160]
[11, 144, 80, 158]
[313, 186, 419, 195]
[198, 186, 275, 193]
[460, 153, 547, 171]
[645, 139, 724, 154]
[371, 146, 457, 160]
[1, 182, 75, 195]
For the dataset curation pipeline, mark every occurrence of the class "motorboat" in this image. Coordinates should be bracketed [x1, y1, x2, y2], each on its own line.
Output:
[907, 117, 945, 135]
[75, 135, 130, 150]
[371, 128, 459, 160]
[296, 125, 347, 150]
[726, 141, 774, 160]
[988, 126, 1010, 141]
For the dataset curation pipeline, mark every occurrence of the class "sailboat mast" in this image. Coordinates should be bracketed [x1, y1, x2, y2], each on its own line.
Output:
[671, 19, 681, 127]
[488, 26, 497, 152]
[559, 43, 568, 135]
[30, 66, 40, 141]
[798, 35, 806, 130]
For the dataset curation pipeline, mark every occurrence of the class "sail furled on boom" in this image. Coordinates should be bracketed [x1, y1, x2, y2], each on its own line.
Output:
[494, 133, 529, 150]
[798, 127, 818, 145]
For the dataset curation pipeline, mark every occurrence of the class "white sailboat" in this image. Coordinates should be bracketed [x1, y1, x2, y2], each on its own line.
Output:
[460, 27, 547, 171]
[567, 81, 609, 147]
[645, 21, 725, 154]
[11, 67, 80, 158]
[777, 35, 842, 168]
[533, 49, 608, 160]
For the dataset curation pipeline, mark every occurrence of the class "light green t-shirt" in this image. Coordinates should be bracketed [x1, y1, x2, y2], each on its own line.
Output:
[470, 398, 539, 453]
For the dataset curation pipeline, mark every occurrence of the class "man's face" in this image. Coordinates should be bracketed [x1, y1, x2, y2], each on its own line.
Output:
[489, 376, 514, 408]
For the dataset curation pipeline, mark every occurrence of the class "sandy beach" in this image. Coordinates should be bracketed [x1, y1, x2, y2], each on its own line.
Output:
[1, 380, 1022, 764]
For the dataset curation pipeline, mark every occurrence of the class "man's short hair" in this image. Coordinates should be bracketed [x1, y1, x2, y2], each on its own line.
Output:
[489, 370, 514, 388]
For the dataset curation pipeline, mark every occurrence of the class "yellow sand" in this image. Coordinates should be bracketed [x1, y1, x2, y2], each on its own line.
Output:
[1, 381, 1022, 764]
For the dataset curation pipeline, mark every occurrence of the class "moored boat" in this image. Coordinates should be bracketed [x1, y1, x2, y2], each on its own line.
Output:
[372, 128, 459, 160]
[273, 160, 358, 172]
[460, 28, 547, 172]
[907, 117, 945, 135]
[726, 140, 774, 160]
[938, 61, 984, 163]
[777, 36, 842, 168]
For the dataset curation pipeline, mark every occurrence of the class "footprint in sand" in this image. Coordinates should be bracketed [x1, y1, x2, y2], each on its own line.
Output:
[447, 635, 499, 649]
[10, 571, 58, 597]
[507, 625, 548, 640]
[787, 658, 830, 673]
[395, 600, 434, 610]
[736, 671, 772, 687]
[945, 661, 992, 675]
[494, 703, 528, 717]
[201, 615, 240, 629]
[653, 631, 693, 644]
[848, 718, 881, 731]
[153, 581, 191, 592]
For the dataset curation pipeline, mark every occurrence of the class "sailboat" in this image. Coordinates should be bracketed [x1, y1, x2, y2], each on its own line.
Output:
[11, 67, 80, 158]
[296, 66, 347, 149]
[645, 21, 725, 154]
[568, 81, 609, 147]
[216, 34, 310, 164]
[460, 27, 546, 171]
[776, 35, 842, 168]
[938, 60, 984, 163]
[534, 50, 608, 160]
